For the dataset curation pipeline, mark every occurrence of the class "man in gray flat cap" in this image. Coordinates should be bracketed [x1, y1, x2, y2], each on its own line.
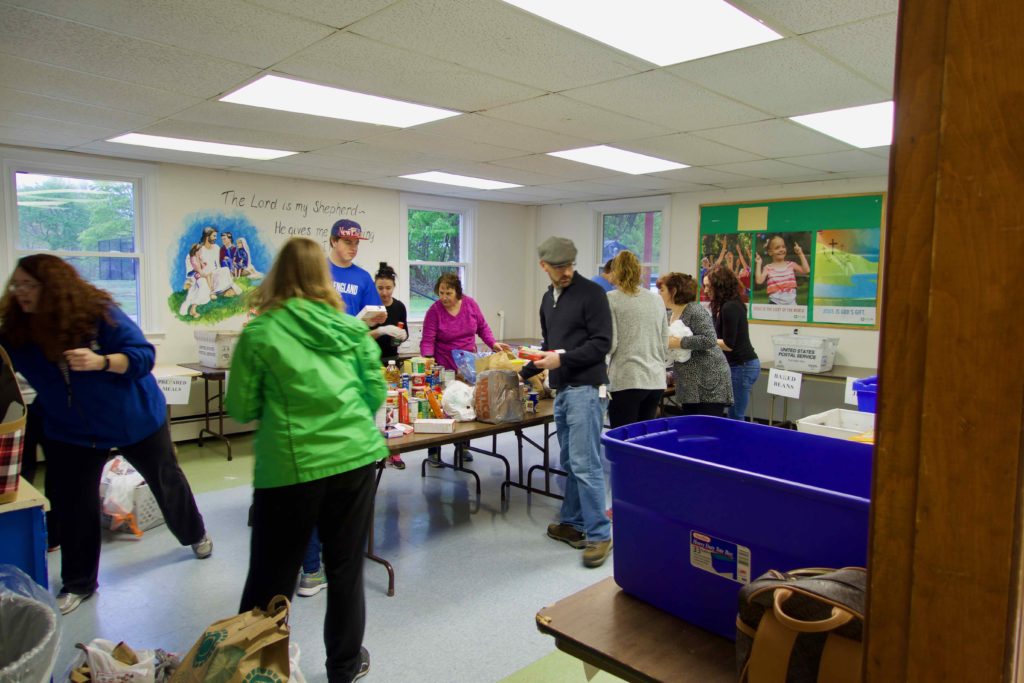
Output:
[520, 236, 614, 567]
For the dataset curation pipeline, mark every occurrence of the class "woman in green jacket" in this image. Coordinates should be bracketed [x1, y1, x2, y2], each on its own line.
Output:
[227, 237, 387, 683]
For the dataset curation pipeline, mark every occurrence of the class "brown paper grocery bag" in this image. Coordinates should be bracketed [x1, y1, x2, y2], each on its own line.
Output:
[475, 350, 521, 374]
[171, 596, 291, 683]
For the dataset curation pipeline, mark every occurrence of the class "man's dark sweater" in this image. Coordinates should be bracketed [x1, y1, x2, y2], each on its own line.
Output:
[521, 271, 612, 389]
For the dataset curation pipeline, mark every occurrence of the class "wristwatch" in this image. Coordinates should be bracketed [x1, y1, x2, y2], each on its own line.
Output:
[102, 355, 111, 371]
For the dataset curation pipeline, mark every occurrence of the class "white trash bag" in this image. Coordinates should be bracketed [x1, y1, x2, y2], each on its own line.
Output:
[440, 381, 476, 421]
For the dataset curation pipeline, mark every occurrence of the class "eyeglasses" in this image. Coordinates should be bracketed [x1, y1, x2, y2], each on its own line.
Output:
[8, 282, 40, 293]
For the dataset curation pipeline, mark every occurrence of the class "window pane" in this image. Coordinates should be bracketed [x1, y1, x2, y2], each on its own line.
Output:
[408, 265, 465, 318]
[16, 172, 136, 251]
[64, 256, 141, 323]
[603, 210, 662, 290]
[408, 210, 461, 262]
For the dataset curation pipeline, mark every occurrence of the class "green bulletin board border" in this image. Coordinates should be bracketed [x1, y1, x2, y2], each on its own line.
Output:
[698, 192, 886, 330]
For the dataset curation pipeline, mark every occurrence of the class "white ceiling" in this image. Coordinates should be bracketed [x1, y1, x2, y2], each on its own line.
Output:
[0, 0, 898, 204]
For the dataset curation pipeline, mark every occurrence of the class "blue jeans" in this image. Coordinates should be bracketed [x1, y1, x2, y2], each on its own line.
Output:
[554, 386, 611, 542]
[303, 528, 321, 574]
[728, 358, 761, 420]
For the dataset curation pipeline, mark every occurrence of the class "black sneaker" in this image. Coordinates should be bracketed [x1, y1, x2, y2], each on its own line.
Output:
[354, 646, 370, 680]
[546, 523, 586, 549]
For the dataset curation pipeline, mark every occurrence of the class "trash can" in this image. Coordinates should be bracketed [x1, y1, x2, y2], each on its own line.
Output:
[0, 565, 61, 683]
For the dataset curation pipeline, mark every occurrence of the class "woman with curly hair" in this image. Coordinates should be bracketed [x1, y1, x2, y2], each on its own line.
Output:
[0, 255, 211, 615]
[656, 272, 733, 416]
[707, 267, 760, 420]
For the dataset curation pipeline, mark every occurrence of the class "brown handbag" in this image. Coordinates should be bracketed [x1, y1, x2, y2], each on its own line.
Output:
[736, 567, 866, 683]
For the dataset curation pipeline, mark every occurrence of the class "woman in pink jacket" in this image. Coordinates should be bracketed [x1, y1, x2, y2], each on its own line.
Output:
[420, 273, 508, 465]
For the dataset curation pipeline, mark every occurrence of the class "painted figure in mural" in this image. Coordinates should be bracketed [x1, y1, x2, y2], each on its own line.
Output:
[179, 243, 215, 319]
[219, 231, 238, 275]
[199, 227, 242, 298]
[233, 237, 262, 279]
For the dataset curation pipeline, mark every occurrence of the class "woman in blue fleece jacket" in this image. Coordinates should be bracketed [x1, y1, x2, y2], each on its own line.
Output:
[0, 255, 211, 615]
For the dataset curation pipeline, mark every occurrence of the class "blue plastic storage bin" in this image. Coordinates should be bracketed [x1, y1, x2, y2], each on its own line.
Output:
[852, 376, 879, 413]
[603, 416, 871, 640]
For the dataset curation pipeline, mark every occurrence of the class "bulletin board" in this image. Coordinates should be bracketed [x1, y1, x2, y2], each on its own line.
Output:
[698, 193, 885, 329]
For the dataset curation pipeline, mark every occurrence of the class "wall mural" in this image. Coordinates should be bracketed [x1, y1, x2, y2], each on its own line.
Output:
[167, 211, 270, 323]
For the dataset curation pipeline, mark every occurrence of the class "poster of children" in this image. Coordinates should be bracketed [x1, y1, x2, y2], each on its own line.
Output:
[699, 233, 753, 304]
[751, 231, 812, 322]
[812, 229, 880, 325]
[168, 213, 269, 323]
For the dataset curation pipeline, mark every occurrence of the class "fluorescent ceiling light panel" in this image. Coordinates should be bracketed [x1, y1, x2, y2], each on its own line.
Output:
[221, 75, 461, 128]
[400, 172, 522, 190]
[547, 145, 688, 174]
[790, 102, 895, 148]
[502, 0, 781, 66]
[107, 133, 295, 160]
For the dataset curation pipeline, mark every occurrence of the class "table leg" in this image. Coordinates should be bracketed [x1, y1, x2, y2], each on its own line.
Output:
[365, 458, 395, 597]
[197, 378, 232, 460]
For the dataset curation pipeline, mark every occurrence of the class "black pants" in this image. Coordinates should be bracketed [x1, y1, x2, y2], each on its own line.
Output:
[608, 389, 665, 429]
[240, 464, 376, 683]
[43, 421, 206, 595]
[681, 402, 729, 417]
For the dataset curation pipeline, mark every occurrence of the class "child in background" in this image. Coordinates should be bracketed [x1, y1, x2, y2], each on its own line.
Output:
[755, 235, 809, 306]
[234, 237, 262, 279]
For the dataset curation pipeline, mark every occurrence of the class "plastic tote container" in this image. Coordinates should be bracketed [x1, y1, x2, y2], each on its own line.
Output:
[194, 329, 241, 368]
[771, 334, 840, 373]
[852, 375, 879, 413]
[797, 408, 876, 441]
[0, 565, 61, 683]
[603, 416, 871, 640]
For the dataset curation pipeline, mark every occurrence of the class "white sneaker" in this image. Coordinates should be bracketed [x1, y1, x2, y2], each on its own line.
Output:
[297, 567, 327, 597]
[192, 534, 213, 559]
[57, 591, 92, 615]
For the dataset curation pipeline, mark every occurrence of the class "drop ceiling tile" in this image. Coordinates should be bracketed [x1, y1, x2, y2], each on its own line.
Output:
[0, 110, 120, 141]
[0, 5, 259, 98]
[619, 133, 760, 166]
[713, 176, 787, 189]
[75, 140, 251, 168]
[652, 167, 762, 185]
[547, 180, 667, 199]
[417, 114, 595, 154]
[301, 148, 439, 176]
[234, 158, 378, 183]
[708, 159, 817, 179]
[781, 150, 890, 174]
[730, 0, 897, 35]
[423, 160, 564, 186]
[347, 0, 649, 91]
[803, 14, 897, 92]
[668, 38, 888, 117]
[314, 142, 447, 168]
[0, 87, 156, 131]
[137, 120, 338, 151]
[170, 101, 382, 142]
[694, 119, 850, 157]
[0, 124, 99, 149]
[5, 0, 333, 67]
[564, 71, 769, 132]
[357, 128, 524, 162]
[864, 145, 890, 160]
[240, 0, 398, 29]
[275, 32, 543, 112]
[0, 55, 202, 117]
[777, 171, 870, 184]
[482, 95, 673, 143]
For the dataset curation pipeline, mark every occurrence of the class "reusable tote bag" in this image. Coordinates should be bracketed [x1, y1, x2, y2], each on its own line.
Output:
[0, 345, 28, 504]
[171, 596, 291, 683]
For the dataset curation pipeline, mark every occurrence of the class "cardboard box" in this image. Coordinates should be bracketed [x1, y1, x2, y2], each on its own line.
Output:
[194, 329, 241, 368]
[413, 418, 456, 433]
[797, 408, 875, 440]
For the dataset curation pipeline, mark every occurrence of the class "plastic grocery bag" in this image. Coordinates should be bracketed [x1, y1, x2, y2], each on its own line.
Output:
[440, 381, 476, 421]
[100, 455, 147, 536]
[667, 319, 693, 366]
[66, 639, 157, 683]
[451, 349, 487, 385]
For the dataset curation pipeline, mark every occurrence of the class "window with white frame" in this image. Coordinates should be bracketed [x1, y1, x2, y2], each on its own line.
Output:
[2, 151, 158, 331]
[596, 196, 669, 292]
[403, 196, 474, 320]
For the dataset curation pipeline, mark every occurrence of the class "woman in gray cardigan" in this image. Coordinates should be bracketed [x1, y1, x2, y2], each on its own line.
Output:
[657, 272, 734, 416]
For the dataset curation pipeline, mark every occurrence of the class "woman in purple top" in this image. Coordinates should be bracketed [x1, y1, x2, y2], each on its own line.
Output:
[420, 273, 509, 466]
[420, 273, 509, 371]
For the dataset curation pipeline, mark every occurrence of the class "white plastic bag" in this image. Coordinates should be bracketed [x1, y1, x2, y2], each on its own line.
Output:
[288, 642, 306, 683]
[100, 455, 146, 535]
[67, 638, 156, 683]
[440, 381, 476, 421]
[667, 319, 693, 365]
